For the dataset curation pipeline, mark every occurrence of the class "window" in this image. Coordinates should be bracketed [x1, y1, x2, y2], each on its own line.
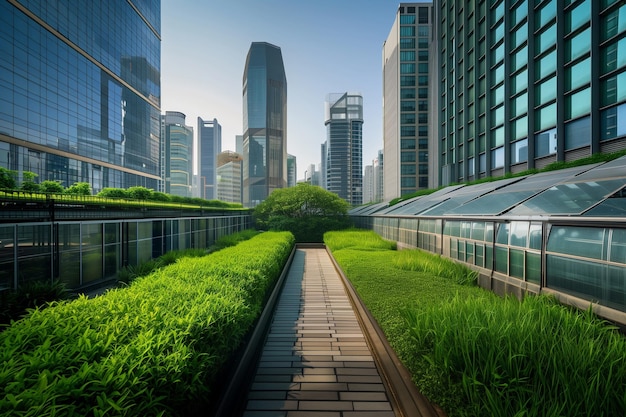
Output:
[511, 22, 528, 50]
[511, 138, 528, 164]
[400, 51, 416, 61]
[512, 47, 528, 72]
[400, 38, 416, 49]
[535, 127, 557, 156]
[535, 76, 557, 106]
[536, 1, 557, 29]
[537, 25, 557, 55]
[566, 28, 591, 62]
[401, 100, 416, 111]
[418, 7, 429, 23]
[565, 0, 590, 34]
[400, 15, 416, 24]
[601, 70, 626, 106]
[600, 103, 626, 141]
[536, 49, 557, 80]
[565, 116, 590, 150]
[491, 146, 504, 168]
[512, 69, 528, 95]
[566, 88, 591, 120]
[401, 75, 416, 86]
[512, 93, 529, 118]
[601, 3, 626, 41]
[512, 116, 528, 140]
[601, 38, 626, 75]
[566, 57, 591, 91]
[401, 88, 416, 99]
[400, 26, 415, 36]
[511, 1, 528, 27]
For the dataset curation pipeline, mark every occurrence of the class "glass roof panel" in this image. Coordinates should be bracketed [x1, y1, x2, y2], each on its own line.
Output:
[378, 185, 466, 215]
[449, 191, 536, 215]
[583, 186, 626, 217]
[510, 179, 626, 215]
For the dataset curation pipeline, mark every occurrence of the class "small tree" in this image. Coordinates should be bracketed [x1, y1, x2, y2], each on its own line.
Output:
[40, 180, 65, 194]
[97, 188, 128, 199]
[254, 183, 351, 242]
[127, 186, 153, 200]
[0, 167, 17, 190]
[65, 182, 91, 196]
[20, 171, 39, 192]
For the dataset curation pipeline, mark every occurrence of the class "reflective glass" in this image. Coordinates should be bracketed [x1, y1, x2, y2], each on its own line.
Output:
[601, 3, 626, 41]
[535, 127, 557, 156]
[536, 1, 557, 29]
[535, 76, 556, 106]
[511, 138, 529, 163]
[511, 1, 528, 27]
[512, 70, 528, 95]
[513, 116, 528, 140]
[536, 103, 557, 131]
[601, 38, 626, 75]
[491, 146, 504, 168]
[601, 70, 626, 106]
[565, 116, 591, 149]
[565, 0, 590, 34]
[536, 50, 557, 80]
[566, 28, 591, 62]
[566, 57, 591, 91]
[492, 104, 505, 127]
[566, 88, 591, 120]
[512, 22, 528, 49]
[600, 103, 626, 141]
[512, 47, 528, 71]
[584, 188, 626, 216]
[547, 226, 606, 260]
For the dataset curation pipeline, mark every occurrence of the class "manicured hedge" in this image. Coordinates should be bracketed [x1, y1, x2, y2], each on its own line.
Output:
[0, 231, 294, 416]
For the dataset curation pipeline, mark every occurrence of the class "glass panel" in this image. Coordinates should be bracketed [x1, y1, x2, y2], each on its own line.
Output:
[471, 222, 485, 241]
[537, 25, 556, 54]
[565, 116, 591, 149]
[510, 221, 529, 247]
[529, 224, 542, 250]
[512, 22, 528, 49]
[511, 138, 529, 163]
[566, 57, 591, 91]
[566, 28, 591, 62]
[607, 265, 626, 311]
[512, 47, 528, 72]
[566, 0, 590, 34]
[536, 1, 557, 28]
[601, 70, 626, 106]
[496, 223, 509, 244]
[602, 3, 626, 41]
[536, 76, 557, 106]
[513, 117, 528, 140]
[495, 246, 508, 273]
[601, 38, 626, 75]
[547, 255, 605, 302]
[526, 252, 542, 284]
[511, 2, 528, 27]
[535, 127, 557, 157]
[475, 244, 485, 267]
[536, 50, 557, 80]
[492, 146, 504, 168]
[600, 103, 626, 141]
[610, 228, 626, 264]
[566, 88, 591, 120]
[512, 70, 528, 95]
[536, 104, 557, 132]
[512, 93, 528, 118]
[510, 249, 525, 278]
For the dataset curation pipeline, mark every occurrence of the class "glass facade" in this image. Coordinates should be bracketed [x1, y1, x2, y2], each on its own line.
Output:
[0, 0, 161, 192]
[437, 0, 626, 185]
[324, 93, 363, 205]
[242, 42, 287, 207]
[383, 3, 433, 199]
[161, 112, 193, 197]
[197, 117, 222, 200]
[0, 214, 250, 292]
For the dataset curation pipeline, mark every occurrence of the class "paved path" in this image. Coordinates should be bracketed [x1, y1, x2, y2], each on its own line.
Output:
[242, 248, 396, 417]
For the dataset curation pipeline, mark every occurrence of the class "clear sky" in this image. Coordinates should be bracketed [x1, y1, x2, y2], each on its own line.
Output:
[161, 0, 403, 180]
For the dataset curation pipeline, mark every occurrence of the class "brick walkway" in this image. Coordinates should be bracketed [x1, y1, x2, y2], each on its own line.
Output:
[242, 248, 396, 417]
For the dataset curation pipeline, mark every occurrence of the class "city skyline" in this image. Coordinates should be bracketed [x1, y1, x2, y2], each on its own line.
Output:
[161, 0, 401, 180]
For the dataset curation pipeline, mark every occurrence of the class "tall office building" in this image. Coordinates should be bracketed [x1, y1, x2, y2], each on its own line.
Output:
[435, 0, 626, 185]
[216, 151, 243, 204]
[374, 149, 384, 202]
[197, 117, 222, 200]
[287, 154, 297, 187]
[161, 111, 193, 197]
[320, 142, 328, 190]
[324, 93, 363, 205]
[363, 164, 375, 204]
[0, 1, 161, 193]
[242, 42, 287, 207]
[383, 3, 434, 200]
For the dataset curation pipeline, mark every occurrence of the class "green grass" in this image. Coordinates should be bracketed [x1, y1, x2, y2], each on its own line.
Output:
[325, 229, 626, 417]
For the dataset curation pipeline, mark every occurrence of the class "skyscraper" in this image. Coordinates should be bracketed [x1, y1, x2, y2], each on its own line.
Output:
[242, 42, 287, 207]
[383, 3, 434, 200]
[435, 0, 626, 185]
[197, 117, 222, 200]
[324, 93, 363, 205]
[287, 154, 297, 187]
[0, 1, 161, 193]
[161, 111, 193, 197]
[216, 151, 243, 204]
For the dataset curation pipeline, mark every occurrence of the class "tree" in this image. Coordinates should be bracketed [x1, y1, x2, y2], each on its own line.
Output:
[254, 183, 351, 242]
[20, 171, 39, 192]
[65, 182, 91, 195]
[127, 186, 153, 200]
[40, 180, 65, 194]
[97, 188, 128, 199]
[0, 167, 17, 190]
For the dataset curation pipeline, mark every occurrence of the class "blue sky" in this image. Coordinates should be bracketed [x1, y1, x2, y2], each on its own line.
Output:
[161, 0, 404, 179]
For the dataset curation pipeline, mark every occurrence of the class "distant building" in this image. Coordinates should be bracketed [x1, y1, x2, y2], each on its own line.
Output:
[363, 165, 375, 204]
[374, 149, 384, 202]
[217, 151, 243, 204]
[320, 142, 328, 190]
[242, 42, 287, 207]
[197, 118, 222, 200]
[324, 92, 363, 205]
[161, 112, 193, 197]
[383, 3, 434, 200]
[287, 154, 297, 187]
[0, 1, 161, 193]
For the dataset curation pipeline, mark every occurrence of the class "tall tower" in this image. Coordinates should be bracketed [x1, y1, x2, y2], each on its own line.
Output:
[383, 3, 434, 200]
[324, 93, 363, 206]
[197, 117, 222, 200]
[0, 0, 161, 192]
[161, 112, 193, 197]
[242, 42, 287, 207]
[287, 154, 297, 187]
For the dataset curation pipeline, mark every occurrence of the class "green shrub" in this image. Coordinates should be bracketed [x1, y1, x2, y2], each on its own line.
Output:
[39, 180, 64, 194]
[0, 280, 69, 326]
[97, 188, 128, 199]
[0, 231, 294, 416]
[126, 186, 153, 200]
[65, 182, 91, 195]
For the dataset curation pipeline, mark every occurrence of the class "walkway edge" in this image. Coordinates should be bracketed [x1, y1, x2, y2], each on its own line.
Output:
[213, 244, 297, 417]
[326, 246, 445, 417]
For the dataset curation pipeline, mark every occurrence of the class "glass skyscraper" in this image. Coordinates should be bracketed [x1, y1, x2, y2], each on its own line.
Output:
[383, 3, 435, 200]
[197, 117, 222, 200]
[436, 0, 626, 186]
[324, 92, 363, 206]
[242, 42, 287, 207]
[161, 111, 193, 197]
[0, 0, 161, 193]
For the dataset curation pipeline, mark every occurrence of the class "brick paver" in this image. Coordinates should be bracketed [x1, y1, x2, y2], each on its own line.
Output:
[242, 248, 396, 417]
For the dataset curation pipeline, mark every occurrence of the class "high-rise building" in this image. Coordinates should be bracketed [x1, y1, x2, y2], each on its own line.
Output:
[242, 42, 287, 207]
[374, 149, 384, 202]
[324, 93, 363, 205]
[161, 112, 193, 197]
[320, 142, 328, 190]
[363, 164, 375, 204]
[216, 151, 243, 204]
[197, 117, 222, 200]
[435, 0, 626, 185]
[383, 3, 434, 200]
[0, 1, 161, 193]
[287, 154, 297, 187]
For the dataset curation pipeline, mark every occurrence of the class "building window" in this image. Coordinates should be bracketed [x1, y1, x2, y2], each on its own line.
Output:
[400, 38, 416, 49]
[401, 100, 416, 111]
[401, 63, 416, 74]
[566, 0, 590, 34]
[512, 116, 529, 140]
[511, 1, 528, 27]
[491, 146, 505, 169]
[601, 103, 626, 141]
[511, 138, 529, 164]
[535, 76, 557, 106]
[566, 88, 591, 120]
[566, 57, 591, 91]
[401, 88, 416, 99]
[418, 7, 429, 23]
[601, 3, 626, 42]
[536, 24, 557, 55]
[511, 22, 528, 50]
[601, 38, 626, 75]
[401, 75, 416, 86]
[566, 28, 591, 62]
[565, 116, 591, 150]
[512, 47, 528, 72]
[400, 51, 416, 61]
[536, 49, 557, 80]
[400, 26, 416, 36]
[601, 70, 626, 106]
[535, 127, 557, 157]
[536, 0, 557, 29]
[400, 15, 416, 24]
